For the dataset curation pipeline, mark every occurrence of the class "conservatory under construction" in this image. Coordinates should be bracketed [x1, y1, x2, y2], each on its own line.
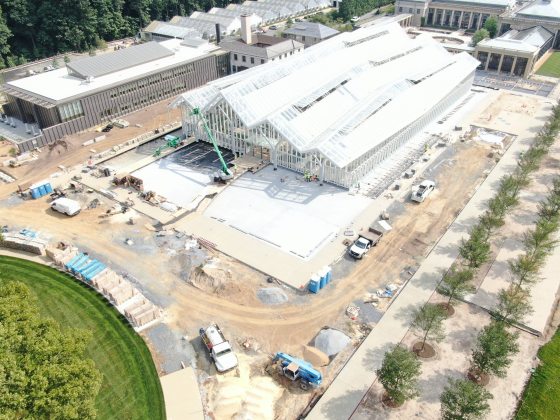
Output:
[173, 22, 479, 188]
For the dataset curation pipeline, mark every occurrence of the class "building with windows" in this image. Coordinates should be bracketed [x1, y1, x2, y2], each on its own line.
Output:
[396, 0, 515, 28]
[282, 22, 340, 47]
[220, 15, 304, 73]
[173, 22, 478, 188]
[474, 25, 553, 76]
[1, 40, 228, 151]
[499, 0, 560, 48]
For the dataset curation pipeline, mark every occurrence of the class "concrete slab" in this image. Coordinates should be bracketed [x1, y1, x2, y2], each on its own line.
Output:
[160, 367, 204, 420]
[204, 167, 372, 260]
[132, 142, 235, 208]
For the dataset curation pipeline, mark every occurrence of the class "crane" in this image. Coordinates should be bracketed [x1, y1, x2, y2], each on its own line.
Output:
[272, 352, 322, 390]
[192, 107, 233, 180]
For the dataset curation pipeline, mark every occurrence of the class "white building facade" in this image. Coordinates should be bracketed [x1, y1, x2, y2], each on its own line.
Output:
[173, 23, 478, 188]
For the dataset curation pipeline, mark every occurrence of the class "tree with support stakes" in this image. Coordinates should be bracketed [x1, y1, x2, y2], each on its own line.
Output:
[469, 320, 519, 384]
[440, 378, 493, 420]
[376, 345, 421, 407]
[411, 303, 446, 357]
[437, 266, 474, 315]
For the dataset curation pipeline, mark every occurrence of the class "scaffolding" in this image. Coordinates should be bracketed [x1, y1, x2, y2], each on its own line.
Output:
[174, 22, 479, 188]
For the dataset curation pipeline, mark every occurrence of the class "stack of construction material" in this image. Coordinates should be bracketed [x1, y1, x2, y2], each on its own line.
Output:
[45, 242, 163, 329]
[1, 230, 48, 255]
[46, 245, 79, 266]
[124, 299, 162, 327]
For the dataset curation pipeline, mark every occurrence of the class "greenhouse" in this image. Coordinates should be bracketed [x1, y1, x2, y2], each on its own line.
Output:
[173, 22, 479, 188]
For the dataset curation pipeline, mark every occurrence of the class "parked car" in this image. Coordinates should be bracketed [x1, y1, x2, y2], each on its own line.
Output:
[411, 180, 436, 203]
[269, 25, 278, 30]
[102, 123, 114, 133]
[51, 198, 81, 216]
[43, 65, 55, 72]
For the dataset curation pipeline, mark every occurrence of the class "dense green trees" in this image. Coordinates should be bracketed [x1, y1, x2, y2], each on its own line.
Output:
[338, 0, 394, 22]
[0, 0, 244, 66]
[0, 281, 102, 418]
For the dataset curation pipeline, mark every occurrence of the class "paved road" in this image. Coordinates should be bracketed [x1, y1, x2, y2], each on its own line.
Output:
[306, 98, 552, 419]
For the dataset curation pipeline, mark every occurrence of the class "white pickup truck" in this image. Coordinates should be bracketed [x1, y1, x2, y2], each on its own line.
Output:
[411, 180, 436, 203]
[348, 228, 384, 259]
[199, 324, 238, 372]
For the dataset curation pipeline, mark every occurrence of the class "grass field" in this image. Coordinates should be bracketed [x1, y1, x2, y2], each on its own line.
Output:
[536, 52, 560, 78]
[0, 256, 165, 420]
[516, 328, 560, 419]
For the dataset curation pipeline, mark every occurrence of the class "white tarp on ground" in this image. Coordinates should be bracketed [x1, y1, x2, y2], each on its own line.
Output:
[204, 166, 372, 259]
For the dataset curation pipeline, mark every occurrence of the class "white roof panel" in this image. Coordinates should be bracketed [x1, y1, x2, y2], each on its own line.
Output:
[176, 22, 478, 168]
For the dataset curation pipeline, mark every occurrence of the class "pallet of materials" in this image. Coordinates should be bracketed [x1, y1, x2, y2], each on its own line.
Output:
[1, 231, 48, 255]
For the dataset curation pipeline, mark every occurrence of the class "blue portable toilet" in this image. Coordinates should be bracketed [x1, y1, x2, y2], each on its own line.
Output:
[320, 267, 330, 286]
[30, 187, 40, 199]
[319, 270, 326, 289]
[38, 184, 47, 197]
[325, 266, 332, 283]
[308, 279, 320, 294]
[44, 183, 53, 194]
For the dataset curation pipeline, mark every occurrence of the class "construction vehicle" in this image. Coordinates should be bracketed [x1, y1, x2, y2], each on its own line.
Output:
[153, 134, 182, 157]
[348, 228, 383, 259]
[199, 324, 238, 372]
[272, 352, 322, 390]
[192, 107, 233, 181]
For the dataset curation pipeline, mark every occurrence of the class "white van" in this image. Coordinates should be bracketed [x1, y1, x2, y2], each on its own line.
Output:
[51, 198, 81, 216]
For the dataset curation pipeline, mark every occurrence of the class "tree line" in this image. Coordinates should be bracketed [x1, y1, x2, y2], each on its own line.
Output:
[376, 104, 560, 418]
[0, 0, 242, 68]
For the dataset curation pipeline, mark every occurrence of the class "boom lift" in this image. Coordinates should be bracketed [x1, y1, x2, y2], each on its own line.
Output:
[192, 107, 233, 181]
[153, 134, 181, 157]
[272, 352, 322, 390]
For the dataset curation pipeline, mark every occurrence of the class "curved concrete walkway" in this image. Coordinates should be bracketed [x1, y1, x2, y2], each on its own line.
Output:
[307, 99, 553, 420]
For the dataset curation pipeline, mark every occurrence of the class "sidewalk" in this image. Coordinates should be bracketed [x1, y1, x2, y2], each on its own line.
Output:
[307, 100, 553, 419]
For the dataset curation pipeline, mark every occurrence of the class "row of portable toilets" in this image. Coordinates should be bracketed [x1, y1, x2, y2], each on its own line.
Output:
[308, 266, 332, 293]
[30, 180, 53, 199]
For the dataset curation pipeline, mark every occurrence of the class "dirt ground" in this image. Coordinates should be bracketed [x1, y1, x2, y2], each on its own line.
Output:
[1, 91, 543, 419]
[0, 136, 497, 418]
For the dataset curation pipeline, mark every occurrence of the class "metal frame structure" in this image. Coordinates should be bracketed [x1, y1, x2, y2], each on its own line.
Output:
[174, 22, 478, 188]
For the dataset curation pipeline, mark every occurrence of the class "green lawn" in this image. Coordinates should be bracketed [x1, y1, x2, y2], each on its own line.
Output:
[536, 51, 560, 78]
[0, 256, 165, 420]
[516, 327, 560, 419]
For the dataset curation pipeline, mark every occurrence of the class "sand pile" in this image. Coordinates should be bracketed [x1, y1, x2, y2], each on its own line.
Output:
[314, 329, 351, 356]
[209, 354, 283, 419]
[257, 287, 289, 305]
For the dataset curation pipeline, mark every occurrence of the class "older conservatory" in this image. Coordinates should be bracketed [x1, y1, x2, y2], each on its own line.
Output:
[173, 21, 479, 188]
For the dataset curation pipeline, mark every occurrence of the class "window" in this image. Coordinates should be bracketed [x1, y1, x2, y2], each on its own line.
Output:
[302, 36, 306, 41]
[242, 55, 246, 62]
[261, 59, 264, 64]
[58, 100, 84, 123]
[250, 57, 254, 64]
[232, 65, 237, 72]
[234, 53, 238, 60]
[408, 8, 413, 13]
[399, 7, 403, 12]
[416, 9, 420, 14]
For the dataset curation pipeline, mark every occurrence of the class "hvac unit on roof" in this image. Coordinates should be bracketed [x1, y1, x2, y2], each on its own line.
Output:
[85, 76, 95, 84]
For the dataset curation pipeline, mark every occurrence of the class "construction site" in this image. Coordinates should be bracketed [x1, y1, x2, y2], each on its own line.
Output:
[2, 19, 560, 420]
